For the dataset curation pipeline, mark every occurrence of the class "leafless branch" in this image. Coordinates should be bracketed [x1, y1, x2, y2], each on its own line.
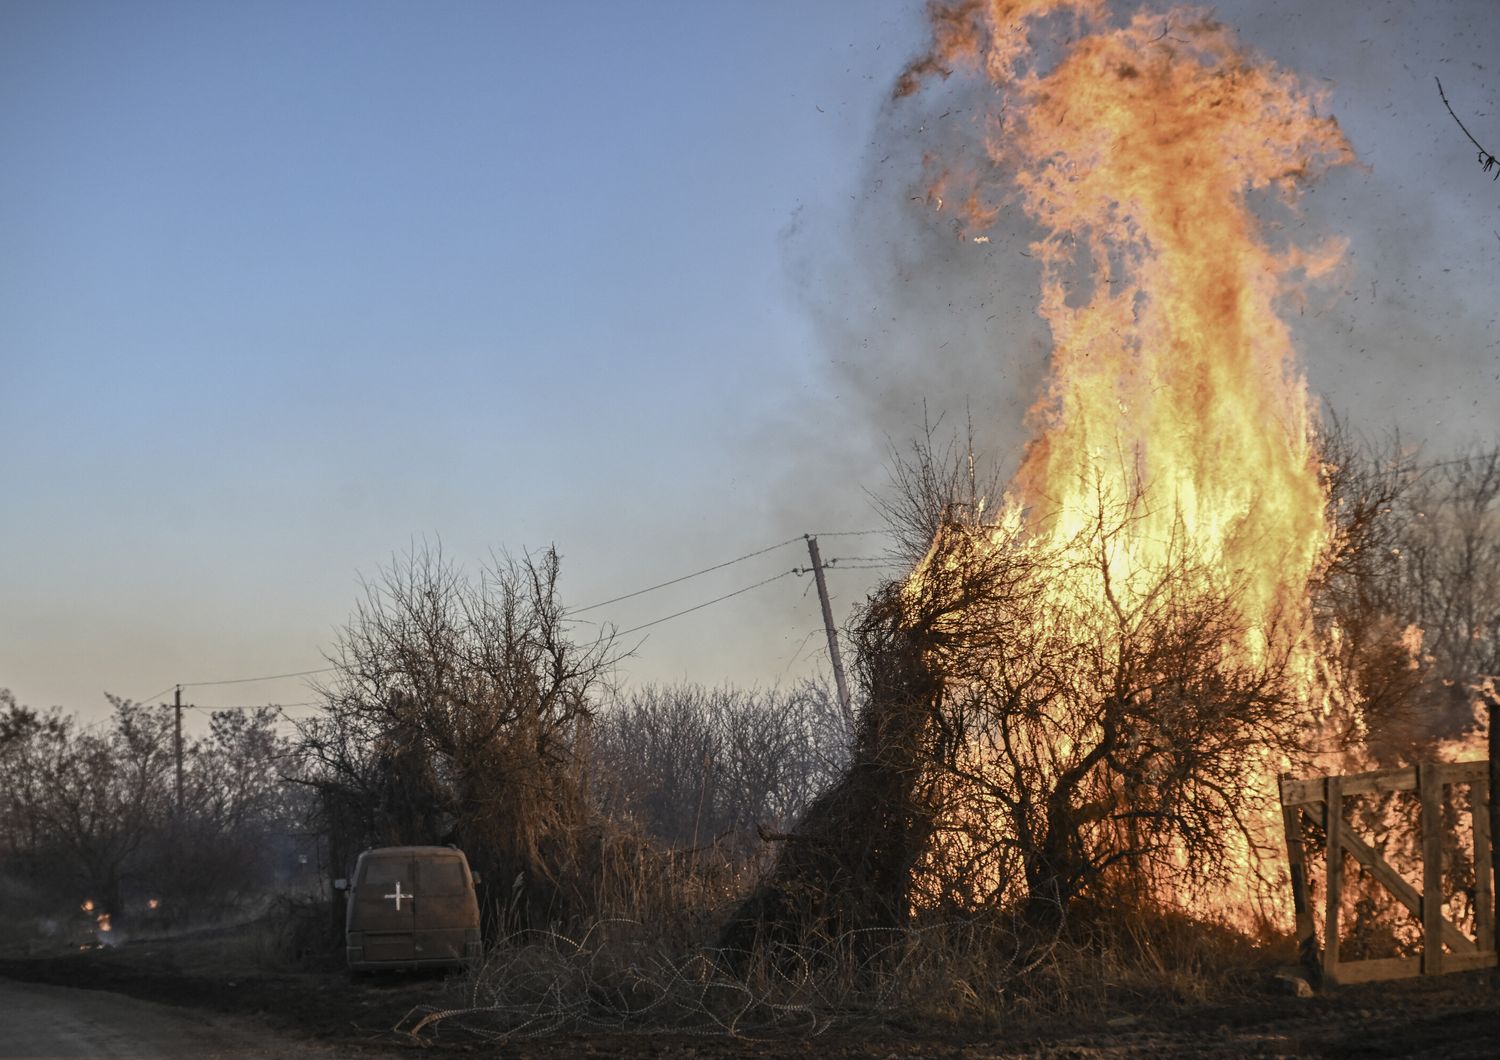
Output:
[1436, 77, 1499, 179]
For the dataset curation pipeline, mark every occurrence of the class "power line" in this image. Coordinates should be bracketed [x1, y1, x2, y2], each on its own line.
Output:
[179, 666, 337, 689]
[574, 535, 804, 614]
[185, 701, 321, 712]
[131, 668, 335, 707]
[122, 530, 890, 700]
[615, 569, 800, 637]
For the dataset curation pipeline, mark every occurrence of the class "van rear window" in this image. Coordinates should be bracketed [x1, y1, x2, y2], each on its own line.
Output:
[360, 858, 410, 888]
[420, 858, 468, 895]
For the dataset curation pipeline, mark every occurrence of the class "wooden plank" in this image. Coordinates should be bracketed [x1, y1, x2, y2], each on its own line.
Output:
[1420, 763, 1444, 976]
[1324, 774, 1343, 983]
[1280, 761, 1487, 807]
[1330, 956, 1422, 985]
[1281, 789, 1319, 979]
[1335, 951, 1495, 983]
[1474, 778, 1494, 954]
[1281, 766, 1420, 806]
[1342, 765, 1421, 797]
[1432, 760, 1488, 787]
[1336, 822, 1477, 954]
[1281, 776, 1327, 806]
[1441, 950, 1499, 974]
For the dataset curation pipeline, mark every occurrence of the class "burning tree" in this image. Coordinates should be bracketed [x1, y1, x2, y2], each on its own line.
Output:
[909, 496, 1308, 923]
[726, 452, 1307, 951]
[729, 0, 1371, 949]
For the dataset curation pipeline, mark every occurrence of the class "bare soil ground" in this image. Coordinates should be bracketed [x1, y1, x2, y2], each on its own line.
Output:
[2, 926, 1499, 1058]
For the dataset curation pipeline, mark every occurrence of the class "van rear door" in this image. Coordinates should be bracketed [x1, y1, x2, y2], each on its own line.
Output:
[355, 853, 416, 962]
[413, 855, 474, 961]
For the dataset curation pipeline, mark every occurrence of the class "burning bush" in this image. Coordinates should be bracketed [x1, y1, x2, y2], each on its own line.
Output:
[907, 494, 1309, 924]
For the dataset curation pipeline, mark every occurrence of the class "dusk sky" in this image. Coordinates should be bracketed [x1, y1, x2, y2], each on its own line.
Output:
[3, 0, 1496, 727]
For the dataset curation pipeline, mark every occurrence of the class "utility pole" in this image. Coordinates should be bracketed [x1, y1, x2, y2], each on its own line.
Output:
[173, 685, 184, 813]
[805, 535, 853, 727]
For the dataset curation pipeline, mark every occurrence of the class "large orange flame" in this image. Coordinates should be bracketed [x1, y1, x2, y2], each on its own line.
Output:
[900, 0, 1356, 918]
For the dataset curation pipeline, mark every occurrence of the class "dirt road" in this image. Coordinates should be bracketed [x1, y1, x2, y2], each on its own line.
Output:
[0, 978, 351, 1059]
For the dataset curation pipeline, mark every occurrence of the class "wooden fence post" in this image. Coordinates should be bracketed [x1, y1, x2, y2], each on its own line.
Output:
[1324, 774, 1343, 985]
[1279, 775, 1319, 983]
[1474, 776, 1494, 956]
[1489, 692, 1500, 967]
[1420, 763, 1444, 976]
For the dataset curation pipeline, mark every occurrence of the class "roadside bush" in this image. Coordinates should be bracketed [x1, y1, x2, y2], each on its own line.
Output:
[0, 692, 300, 933]
[589, 681, 850, 859]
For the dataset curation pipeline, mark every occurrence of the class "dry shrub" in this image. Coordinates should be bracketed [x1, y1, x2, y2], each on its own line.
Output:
[1017, 899, 1276, 1022]
[400, 899, 1275, 1043]
[400, 916, 1032, 1042]
[216, 914, 300, 973]
[542, 819, 754, 952]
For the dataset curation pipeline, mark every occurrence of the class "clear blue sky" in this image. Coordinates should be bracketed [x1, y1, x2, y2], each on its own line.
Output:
[2, 0, 1496, 722]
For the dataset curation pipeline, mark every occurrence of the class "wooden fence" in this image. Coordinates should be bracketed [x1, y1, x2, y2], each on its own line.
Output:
[1279, 760, 1496, 985]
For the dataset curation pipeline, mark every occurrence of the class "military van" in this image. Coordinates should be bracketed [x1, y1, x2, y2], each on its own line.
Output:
[335, 845, 482, 970]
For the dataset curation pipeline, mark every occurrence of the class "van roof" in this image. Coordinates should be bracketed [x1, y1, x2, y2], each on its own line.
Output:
[358, 845, 468, 859]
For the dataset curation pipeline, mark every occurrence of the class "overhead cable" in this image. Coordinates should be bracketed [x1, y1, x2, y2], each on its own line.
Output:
[574, 535, 804, 614]
[615, 569, 800, 636]
[179, 666, 337, 688]
[124, 529, 890, 700]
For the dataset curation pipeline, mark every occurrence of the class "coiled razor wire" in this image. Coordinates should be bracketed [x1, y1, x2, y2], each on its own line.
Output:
[394, 909, 1065, 1043]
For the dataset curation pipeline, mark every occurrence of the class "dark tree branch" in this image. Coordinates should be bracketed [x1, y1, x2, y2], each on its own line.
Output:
[1436, 77, 1498, 179]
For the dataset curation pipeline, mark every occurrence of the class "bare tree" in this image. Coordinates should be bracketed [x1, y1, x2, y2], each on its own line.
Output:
[0, 693, 300, 929]
[1313, 426, 1500, 762]
[0, 698, 174, 923]
[590, 682, 850, 855]
[293, 543, 619, 927]
[149, 706, 301, 916]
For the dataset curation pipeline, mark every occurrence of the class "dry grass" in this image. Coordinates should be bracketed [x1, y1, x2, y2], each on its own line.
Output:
[199, 895, 336, 974]
[396, 897, 1280, 1044]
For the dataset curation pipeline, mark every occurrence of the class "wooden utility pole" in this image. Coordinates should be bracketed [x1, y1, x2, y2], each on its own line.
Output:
[805, 535, 853, 726]
[174, 685, 184, 813]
